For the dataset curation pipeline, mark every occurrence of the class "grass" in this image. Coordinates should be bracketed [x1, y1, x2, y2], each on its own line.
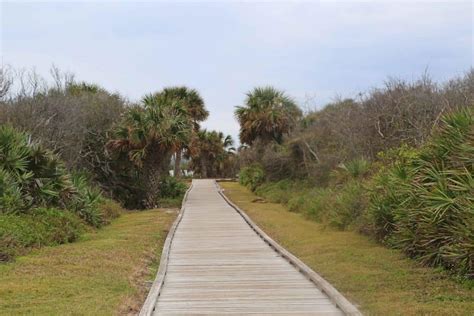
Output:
[0, 209, 176, 315]
[220, 182, 474, 316]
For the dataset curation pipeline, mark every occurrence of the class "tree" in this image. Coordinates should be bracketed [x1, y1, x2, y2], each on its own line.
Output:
[217, 134, 237, 177]
[0, 66, 12, 100]
[107, 94, 192, 207]
[159, 87, 208, 178]
[188, 130, 235, 178]
[235, 86, 301, 146]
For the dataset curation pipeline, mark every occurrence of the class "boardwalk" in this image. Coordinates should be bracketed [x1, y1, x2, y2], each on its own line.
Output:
[148, 179, 355, 315]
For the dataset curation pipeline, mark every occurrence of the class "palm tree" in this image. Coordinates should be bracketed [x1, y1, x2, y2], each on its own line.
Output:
[159, 87, 208, 178]
[188, 130, 215, 178]
[108, 93, 192, 207]
[187, 130, 235, 178]
[235, 86, 301, 146]
[217, 135, 237, 177]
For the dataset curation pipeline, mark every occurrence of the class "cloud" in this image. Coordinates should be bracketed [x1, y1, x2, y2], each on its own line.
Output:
[1, 1, 472, 144]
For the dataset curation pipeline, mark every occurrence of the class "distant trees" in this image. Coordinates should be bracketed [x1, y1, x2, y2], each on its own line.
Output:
[235, 70, 474, 278]
[0, 67, 127, 190]
[0, 66, 232, 207]
[238, 70, 474, 183]
[0, 67, 12, 99]
[235, 87, 301, 146]
[107, 94, 193, 207]
[158, 87, 209, 178]
[0, 69, 125, 261]
[188, 130, 235, 178]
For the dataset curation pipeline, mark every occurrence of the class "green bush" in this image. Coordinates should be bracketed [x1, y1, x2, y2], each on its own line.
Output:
[157, 197, 183, 208]
[329, 180, 367, 229]
[0, 126, 111, 227]
[69, 174, 104, 227]
[303, 188, 334, 221]
[256, 179, 295, 203]
[369, 109, 474, 278]
[255, 179, 367, 230]
[284, 182, 367, 230]
[332, 158, 371, 184]
[0, 126, 124, 261]
[0, 125, 74, 214]
[0, 168, 25, 212]
[152, 176, 188, 208]
[98, 199, 122, 225]
[287, 194, 307, 212]
[0, 208, 84, 261]
[239, 165, 265, 191]
[159, 176, 187, 198]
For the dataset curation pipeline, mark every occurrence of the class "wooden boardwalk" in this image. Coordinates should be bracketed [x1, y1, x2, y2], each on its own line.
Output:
[146, 179, 358, 315]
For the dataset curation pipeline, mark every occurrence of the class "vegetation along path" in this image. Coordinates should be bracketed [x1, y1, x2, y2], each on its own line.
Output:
[142, 179, 360, 315]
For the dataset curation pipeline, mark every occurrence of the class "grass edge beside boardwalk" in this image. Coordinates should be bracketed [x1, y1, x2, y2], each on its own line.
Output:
[0, 209, 177, 315]
[220, 182, 474, 316]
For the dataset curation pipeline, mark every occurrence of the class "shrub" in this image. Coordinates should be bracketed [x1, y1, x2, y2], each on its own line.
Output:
[0, 126, 114, 227]
[337, 158, 371, 180]
[153, 176, 188, 208]
[368, 144, 420, 238]
[0, 125, 75, 214]
[69, 174, 104, 227]
[98, 199, 122, 225]
[159, 176, 187, 199]
[157, 197, 183, 208]
[0, 168, 24, 212]
[255, 179, 295, 203]
[0, 69, 127, 188]
[329, 180, 367, 229]
[255, 179, 367, 230]
[287, 194, 307, 213]
[284, 182, 367, 230]
[0, 126, 124, 261]
[304, 187, 335, 221]
[239, 165, 265, 191]
[369, 109, 474, 277]
[0, 208, 84, 261]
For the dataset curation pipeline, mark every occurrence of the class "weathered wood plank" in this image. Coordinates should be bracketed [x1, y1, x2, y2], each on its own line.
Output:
[141, 179, 359, 315]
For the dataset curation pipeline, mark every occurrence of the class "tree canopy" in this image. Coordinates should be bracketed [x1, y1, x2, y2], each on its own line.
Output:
[235, 86, 301, 146]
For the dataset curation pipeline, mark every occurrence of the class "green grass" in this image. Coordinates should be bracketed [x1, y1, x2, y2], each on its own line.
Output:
[0, 209, 176, 315]
[221, 182, 474, 315]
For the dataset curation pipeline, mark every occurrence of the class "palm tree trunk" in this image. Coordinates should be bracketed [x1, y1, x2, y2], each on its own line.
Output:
[201, 159, 208, 178]
[174, 149, 182, 178]
[143, 160, 161, 208]
[142, 149, 172, 208]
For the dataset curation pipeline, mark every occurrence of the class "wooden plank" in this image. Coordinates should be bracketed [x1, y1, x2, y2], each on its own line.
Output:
[140, 179, 359, 316]
[138, 184, 194, 316]
[217, 181, 362, 316]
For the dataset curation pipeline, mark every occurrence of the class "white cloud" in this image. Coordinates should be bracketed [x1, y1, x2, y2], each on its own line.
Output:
[1, 1, 472, 144]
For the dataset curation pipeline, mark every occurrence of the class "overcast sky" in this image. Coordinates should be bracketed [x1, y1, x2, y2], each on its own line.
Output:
[1, 1, 472, 142]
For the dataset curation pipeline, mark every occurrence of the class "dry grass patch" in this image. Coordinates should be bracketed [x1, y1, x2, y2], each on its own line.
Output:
[221, 182, 474, 316]
[0, 209, 176, 315]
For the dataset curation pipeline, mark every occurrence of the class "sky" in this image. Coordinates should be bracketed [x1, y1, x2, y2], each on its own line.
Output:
[1, 0, 473, 142]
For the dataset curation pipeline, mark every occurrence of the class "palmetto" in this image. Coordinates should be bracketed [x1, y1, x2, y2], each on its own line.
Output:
[235, 86, 301, 146]
[370, 109, 474, 277]
[159, 87, 208, 178]
[0, 125, 103, 226]
[0, 126, 71, 211]
[188, 130, 234, 178]
[108, 93, 192, 207]
[160, 87, 208, 126]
